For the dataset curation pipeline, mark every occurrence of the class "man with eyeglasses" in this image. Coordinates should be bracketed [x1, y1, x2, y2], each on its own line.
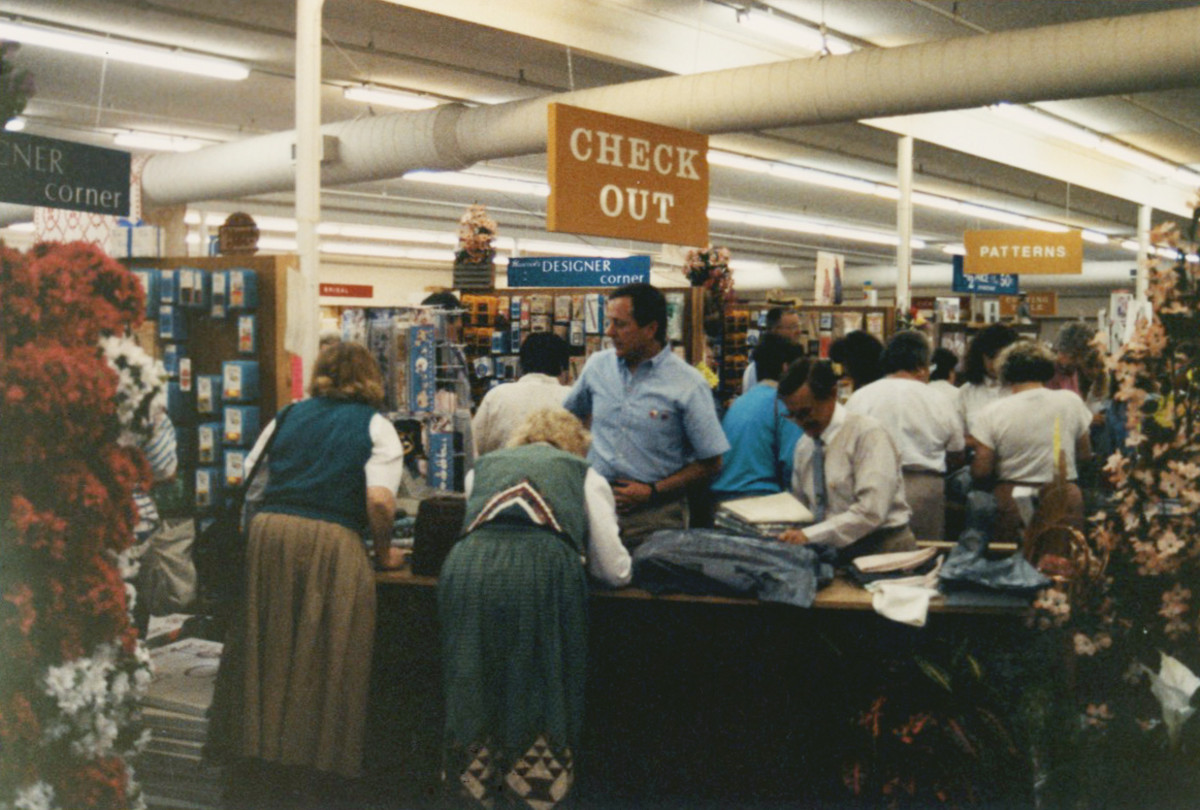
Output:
[775, 357, 917, 561]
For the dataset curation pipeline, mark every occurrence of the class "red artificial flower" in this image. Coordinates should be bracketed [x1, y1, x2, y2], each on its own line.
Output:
[55, 755, 128, 810]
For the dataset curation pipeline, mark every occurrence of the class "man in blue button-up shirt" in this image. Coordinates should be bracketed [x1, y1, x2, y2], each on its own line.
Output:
[564, 283, 729, 547]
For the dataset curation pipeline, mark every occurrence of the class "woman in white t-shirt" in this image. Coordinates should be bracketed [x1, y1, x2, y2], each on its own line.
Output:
[970, 340, 1093, 545]
[957, 323, 1019, 442]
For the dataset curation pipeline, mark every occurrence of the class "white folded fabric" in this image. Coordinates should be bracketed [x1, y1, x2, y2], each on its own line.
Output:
[868, 582, 938, 627]
[851, 546, 938, 574]
[720, 491, 814, 524]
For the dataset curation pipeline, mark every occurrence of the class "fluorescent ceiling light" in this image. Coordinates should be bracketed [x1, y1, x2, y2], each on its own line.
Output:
[990, 103, 1102, 149]
[0, 18, 249, 80]
[4, 117, 26, 132]
[707, 150, 771, 173]
[515, 239, 632, 259]
[729, 259, 786, 291]
[113, 131, 209, 152]
[343, 85, 439, 111]
[942, 245, 966, 256]
[1120, 240, 1140, 252]
[405, 170, 550, 197]
[710, 206, 926, 249]
[1096, 139, 1180, 178]
[1081, 230, 1110, 245]
[321, 242, 452, 261]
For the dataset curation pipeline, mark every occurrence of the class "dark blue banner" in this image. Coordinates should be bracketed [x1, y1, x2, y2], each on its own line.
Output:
[0, 132, 131, 216]
[952, 255, 1018, 295]
[507, 255, 650, 288]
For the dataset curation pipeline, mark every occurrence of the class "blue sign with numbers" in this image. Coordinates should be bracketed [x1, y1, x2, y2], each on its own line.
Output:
[952, 255, 1018, 295]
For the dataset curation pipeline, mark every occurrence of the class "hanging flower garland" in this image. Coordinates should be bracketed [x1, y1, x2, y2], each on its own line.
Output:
[683, 245, 735, 302]
[455, 204, 498, 265]
[0, 242, 153, 810]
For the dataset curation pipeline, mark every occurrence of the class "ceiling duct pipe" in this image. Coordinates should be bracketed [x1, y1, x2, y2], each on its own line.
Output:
[141, 5, 1200, 206]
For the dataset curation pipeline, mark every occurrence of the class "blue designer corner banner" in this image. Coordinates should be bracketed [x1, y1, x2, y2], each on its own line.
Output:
[507, 255, 651, 288]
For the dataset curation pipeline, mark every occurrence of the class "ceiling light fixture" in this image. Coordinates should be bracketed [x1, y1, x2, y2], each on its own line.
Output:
[710, 206, 926, 249]
[343, 85, 440, 111]
[4, 117, 26, 132]
[0, 18, 250, 80]
[404, 170, 550, 197]
[113, 131, 209, 152]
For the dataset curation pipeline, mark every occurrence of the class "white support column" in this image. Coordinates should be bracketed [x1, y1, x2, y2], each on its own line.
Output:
[1136, 204, 1152, 302]
[292, 0, 324, 393]
[896, 135, 914, 314]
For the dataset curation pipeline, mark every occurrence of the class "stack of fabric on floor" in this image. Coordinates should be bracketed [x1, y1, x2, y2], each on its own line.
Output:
[139, 638, 224, 810]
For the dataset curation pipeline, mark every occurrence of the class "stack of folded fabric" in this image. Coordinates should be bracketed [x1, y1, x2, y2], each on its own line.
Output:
[847, 546, 939, 585]
[713, 491, 814, 540]
[139, 638, 225, 810]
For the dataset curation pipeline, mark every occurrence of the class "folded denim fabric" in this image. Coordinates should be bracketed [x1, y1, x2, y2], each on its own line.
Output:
[631, 529, 836, 608]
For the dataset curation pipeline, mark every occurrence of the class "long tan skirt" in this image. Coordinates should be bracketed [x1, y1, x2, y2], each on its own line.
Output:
[239, 512, 376, 778]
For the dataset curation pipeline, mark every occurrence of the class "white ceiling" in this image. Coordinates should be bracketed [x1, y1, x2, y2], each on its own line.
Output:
[5, 0, 1200, 279]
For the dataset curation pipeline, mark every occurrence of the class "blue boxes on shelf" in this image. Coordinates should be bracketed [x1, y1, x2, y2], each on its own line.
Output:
[237, 314, 257, 355]
[210, 271, 228, 318]
[158, 305, 187, 341]
[197, 422, 224, 466]
[222, 360, 259, 402]
[427, 431, 455, 492]
[194, 467, 224, 511]
[408, 324, 436, 412]
[130, 268, 160, 318]
[162, 344, 184, 378]
[224, 405, 260, 446]
[225, 448, 248, 488]
[178, 267, 210, 309]
[227, 268, 259, 310]
[165, 381, 193, 424]
[195, 374, 224, 416]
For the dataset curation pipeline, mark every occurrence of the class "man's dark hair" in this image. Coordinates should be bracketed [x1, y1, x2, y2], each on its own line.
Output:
[962, 323, 1018, 385]
[829, 330, 884, 390]
[930, 347, 959, 382]
[778, 357, 839, 400]
[752, 333, 805, 382]
[999, 340, 1056, 385]
[610, 283, 667, 344]
[519, 332, 570, 377]
[421, 290, 462, 310]
[881, 330, 931, 375]
[764, 307, 787, 330]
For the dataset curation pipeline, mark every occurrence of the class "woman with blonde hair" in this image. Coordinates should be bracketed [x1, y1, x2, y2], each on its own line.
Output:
[439, 407, 631, 809]
[220, 341, 404, 807]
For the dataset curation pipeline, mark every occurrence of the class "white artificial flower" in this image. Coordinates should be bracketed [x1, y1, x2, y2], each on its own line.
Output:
[12, 781, 55, 810]
[42, 664, 86, 717]
[1141, 651, 1200, 749]
[111, 671, 131, 702]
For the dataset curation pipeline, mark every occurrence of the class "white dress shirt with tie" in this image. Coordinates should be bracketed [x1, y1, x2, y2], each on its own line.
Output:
[790, 403, 911, 550]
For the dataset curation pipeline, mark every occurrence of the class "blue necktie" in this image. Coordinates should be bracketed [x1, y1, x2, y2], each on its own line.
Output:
[812, 437, 828, 523]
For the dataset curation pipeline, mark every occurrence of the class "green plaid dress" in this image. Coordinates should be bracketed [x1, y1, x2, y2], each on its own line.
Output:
[438, 444, 591, 809]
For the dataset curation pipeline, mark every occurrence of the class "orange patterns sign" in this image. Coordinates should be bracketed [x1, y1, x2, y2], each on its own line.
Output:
[547, 103, 709, 247]
[964, 229, 1083, 275]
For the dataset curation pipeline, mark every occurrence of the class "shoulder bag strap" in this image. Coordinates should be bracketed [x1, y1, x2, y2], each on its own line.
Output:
[239, 403, 295, 500]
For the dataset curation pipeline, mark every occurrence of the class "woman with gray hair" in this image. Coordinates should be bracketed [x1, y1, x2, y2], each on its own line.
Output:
[969, 340, 1093, 545]
[438, 407, 631, 809]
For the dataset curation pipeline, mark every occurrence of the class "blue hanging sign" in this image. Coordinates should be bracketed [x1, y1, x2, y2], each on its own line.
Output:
[507, 255, 651, 288]
[952, 255, 1018, 295]
[0, 131, 131, 216]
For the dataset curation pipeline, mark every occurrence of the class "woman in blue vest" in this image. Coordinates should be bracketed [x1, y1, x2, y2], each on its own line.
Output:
[230, 341, 404, 806]
[439, 407, 631, 808]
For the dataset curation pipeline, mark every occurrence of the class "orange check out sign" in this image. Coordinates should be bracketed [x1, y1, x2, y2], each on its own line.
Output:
[963, 229, 1083, 275]
[546, 103, 709, 247]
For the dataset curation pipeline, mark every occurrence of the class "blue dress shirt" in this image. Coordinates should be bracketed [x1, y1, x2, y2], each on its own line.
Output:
[563, 346, 729, 483]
